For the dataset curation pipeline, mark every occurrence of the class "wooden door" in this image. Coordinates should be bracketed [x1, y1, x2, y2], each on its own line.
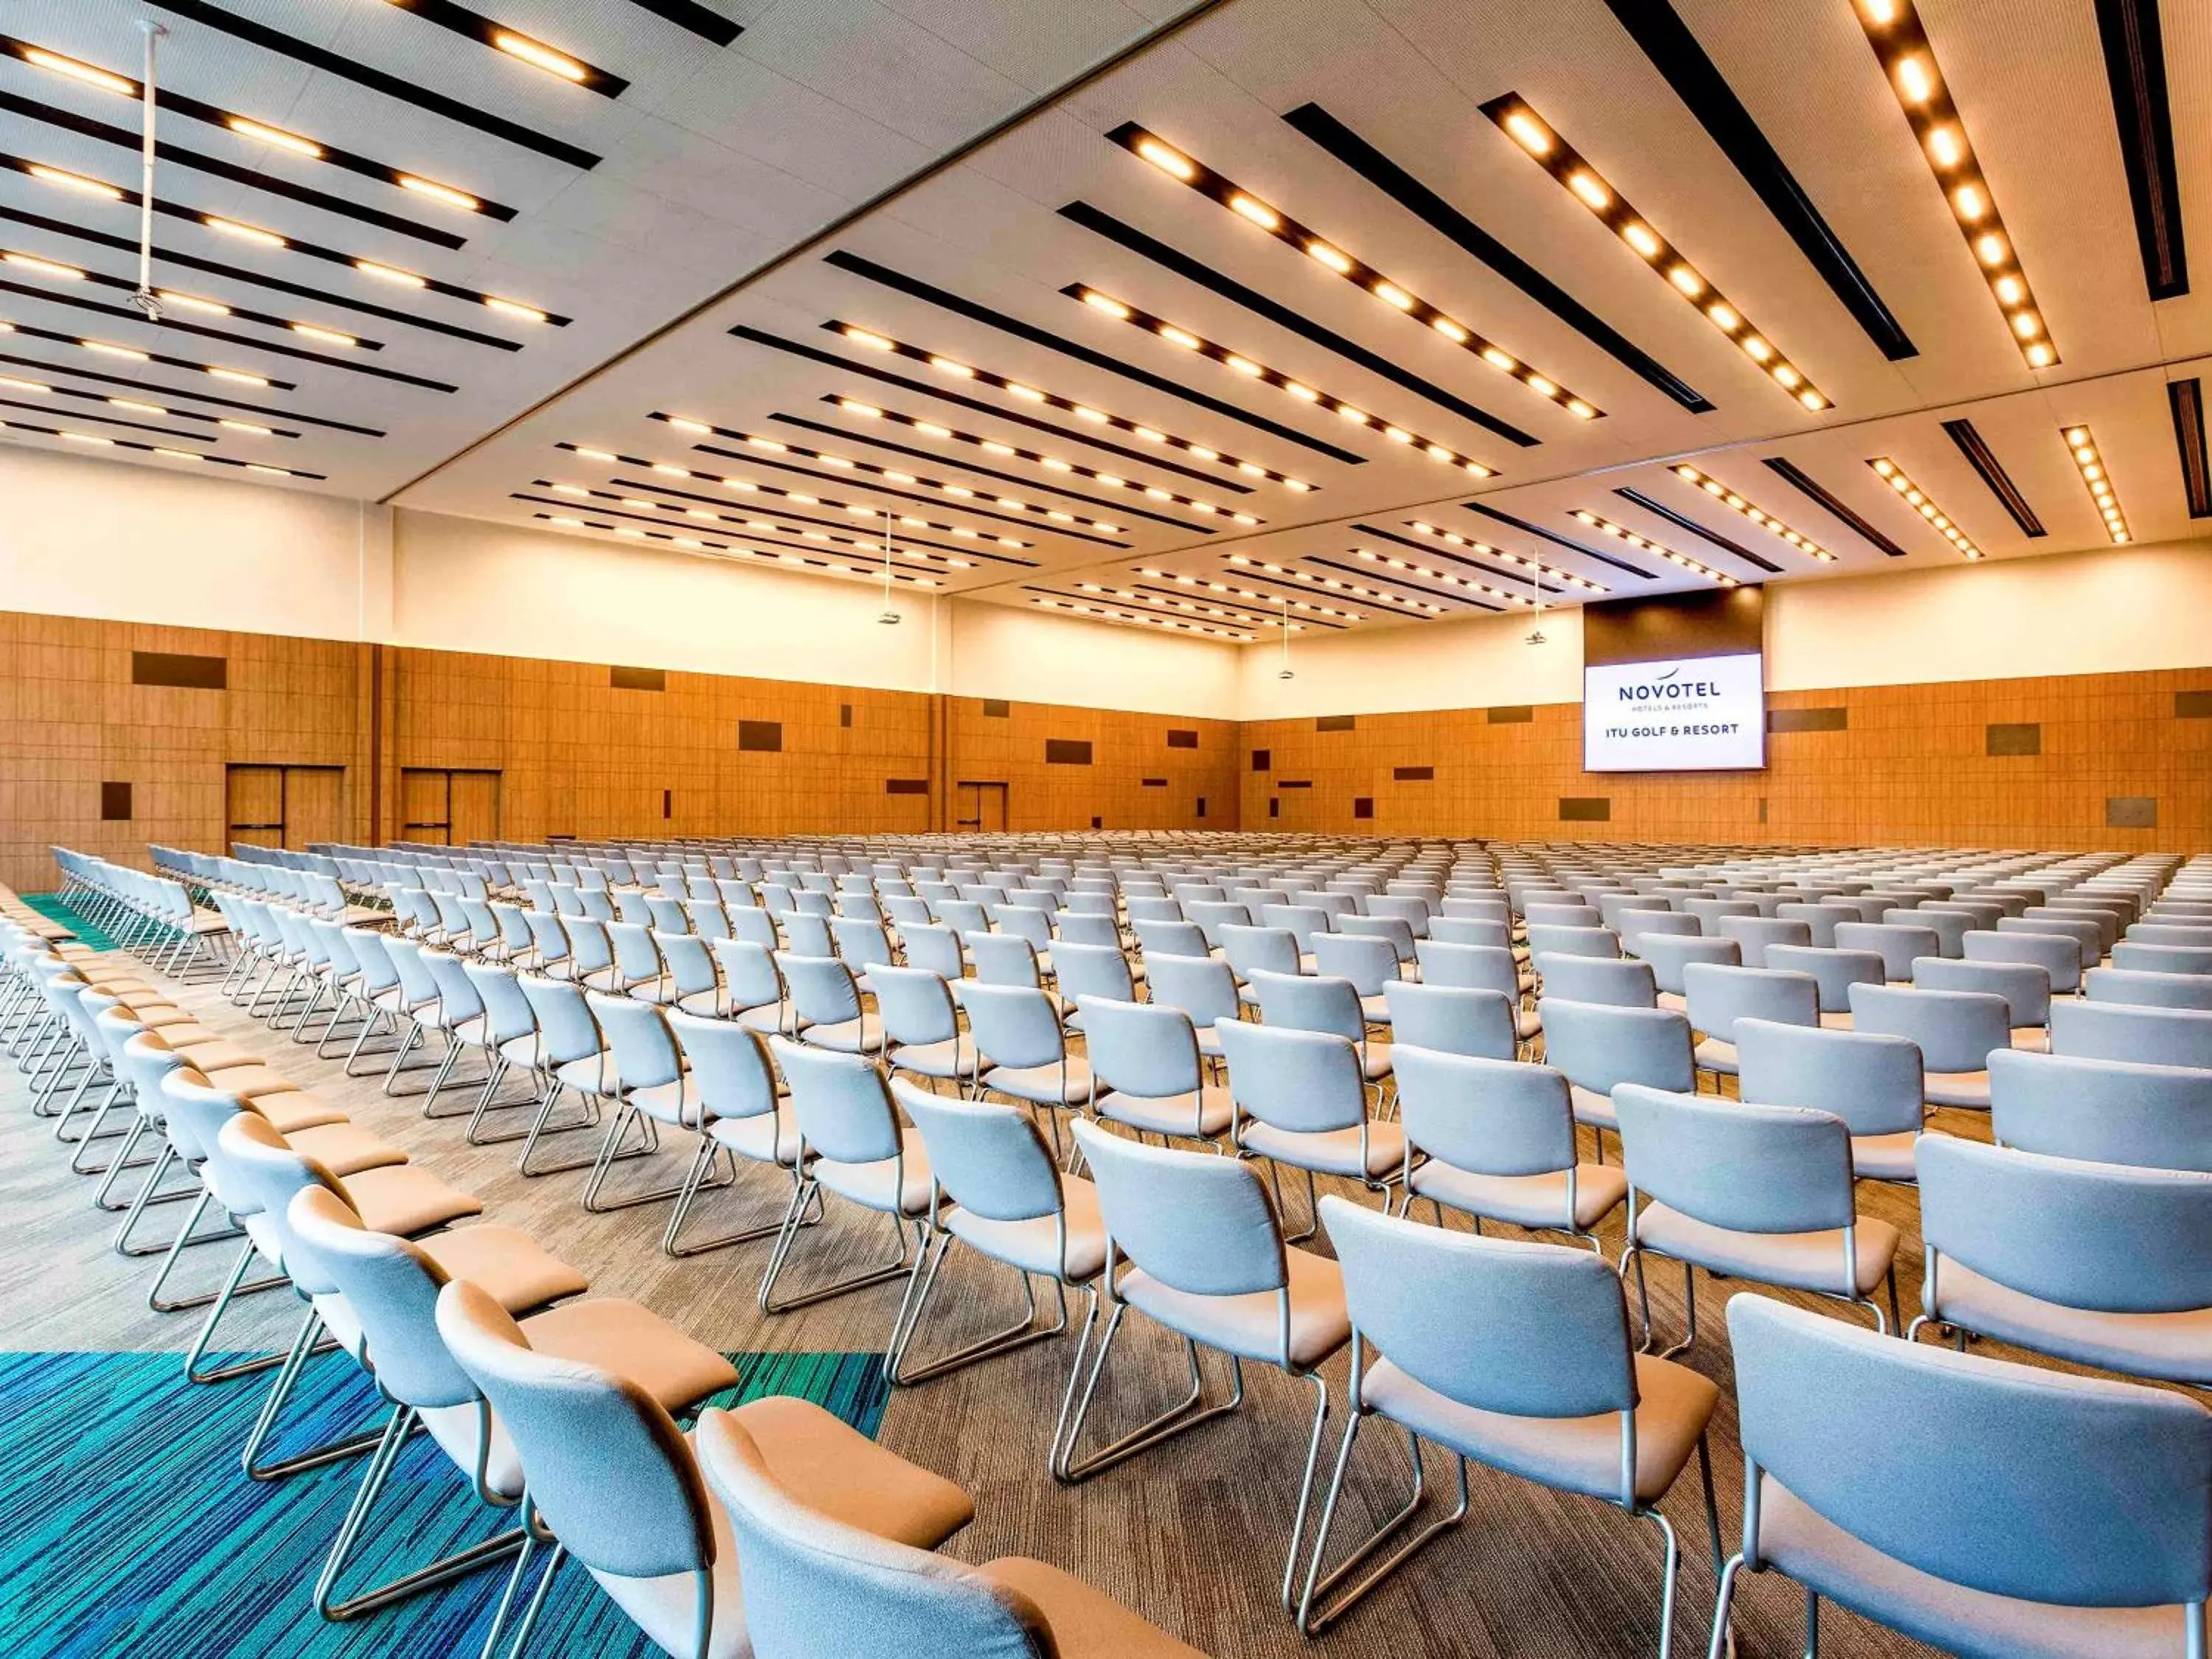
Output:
[448, 771, 502, 847]
[225, 765, 285, 849]
[284, 768, 344, 849]
[956, 782, 1008, 832]
[399, 769, 452, 844]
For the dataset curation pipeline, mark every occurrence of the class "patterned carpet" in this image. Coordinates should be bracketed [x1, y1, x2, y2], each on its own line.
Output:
[0, 1347, 887, 1658]
[19, 895, 120, 955]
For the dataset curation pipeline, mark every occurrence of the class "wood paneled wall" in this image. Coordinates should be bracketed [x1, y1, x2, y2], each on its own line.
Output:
[0, 610, 1234, 889]
[1241, 667, 2212, 852]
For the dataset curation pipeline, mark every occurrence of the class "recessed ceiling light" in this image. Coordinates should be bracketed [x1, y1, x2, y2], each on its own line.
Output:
[108, 397, 166, 415]
[1867, 456, 1983, 557]
[0, 375, 49, 394]
[26, 164, 122, 201]
[208, 366, 269, 386]
[82, 340, 149, 361]
[290, 323, 357, 348]
[204, 217, 285, 249]
[156, 290, 232, 316]
[1352, 546, 1538, 606]
[1667, 464, 1837, 562]
[484, 297, 548, 324]
[1402, 522, 1607, 591]
[356, 260, 428, 288]
[1112, 124, 1600, 420]
[226, 116, 323, 159]
[3, 252, 83, 280]
[2059, 425, 2130, 544]
[21, 46, 135, 96]
[218, 420, 273, 436]
[153, 448, 203, 462]
[1850, 0, 2055, 370]
[1484, 95, 1831, 413]
[1571, 510, 1739, 584]
[397, 175, 480, 212]
[491, 30, 587, 83]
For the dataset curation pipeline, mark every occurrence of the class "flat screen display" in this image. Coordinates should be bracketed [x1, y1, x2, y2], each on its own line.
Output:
[1582, 652, 1767, 771]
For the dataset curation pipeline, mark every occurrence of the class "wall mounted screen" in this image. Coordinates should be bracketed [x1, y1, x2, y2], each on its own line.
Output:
[1582, 588, 1766, 772]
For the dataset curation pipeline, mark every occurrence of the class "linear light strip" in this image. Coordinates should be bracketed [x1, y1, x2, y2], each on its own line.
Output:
[1068, 582, 1287, 630]
[375, 0, 621, 94]
[1352, 546, 1538, 606]
[1402, 520, 1607, 591]
[1850, 0, 2056, 368]
[1570, 511, 1739, 584]
[831, 321, 1300, 489]
[1112, 124, 1601, 421]
[1225, 552, 1447, 614]
[1484, 95, 1831, 412]
[0, 414, 317, 476]
[821, 400, 1246, 523]
[0, 389, 216, 444]
[1069, 287, 1498, 479]
[653, 410, 1151, 534]
[1, 243, 378, 348]
[551, 444, 1029, 549]
[526, 492, 951, 577]
[0, 317, 290, 388]
[1028, 595, 1253, 642]
[541, 471, 990, 569]
[1122, 579, 1346, 629]
[2, 36, 508, 217]
[0, 368, 301, 435]
[1666, 464, 1835, 561]
[532, 513, 944, 585]
[1866, 458, 1983, 557]
[1132, 566, 1363, 622]
[2061, 425, 2130, 543]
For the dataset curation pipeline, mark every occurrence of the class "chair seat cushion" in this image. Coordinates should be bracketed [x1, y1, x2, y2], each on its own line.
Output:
[1093, 1085, 1232, 1140]
[946, 1175, 1107, 1283]
[979, 1057, 1091, 1108]
[1117, 1247, 1349, 1371]
[1850, 1130, 1920, 1183]
[888, 1038, 965, 1081]
[554, 1054, 619, 1096]
[1238, 1118, 1406, 1180]
[335, 1164, 484, 1237]
[215, 1066, 319, 1102]
[1925, 1069, 1990, 1109]
[980, 1557, 1210, 1659]
[731, 1394, 975, 1546]
[628, 1077, 703, 1131]
[420, 1224, 591, 1319]
[519, 1295, 740, 1411]
[1928, 1256, 2212, 1385]
[1359, 1040, 1393, 1082]
[709, 1107, 802, 1168]
[1691, 1036, 1739, 1075]
[1362, 1349, 1716, 1506]
[1514, 1005, 1542, 1041]
[1408, 1160, 1627, 1233]
[1568, 1083, 1618, 1130]
[1635, 1201, 1899, 1298]
[1819, 1011, 1855, 1030]
[2009, 1027, 2050, 1054]
[801, 1014, 885, 1055]
[815, 1135, 933, 1218]
[1753, 1477, 2187, 1659]
[1656, 991, 1688, 1014]
[284, 1121, 410, 1178]
[249, 1089, 350, 1135]
[166, 1038, 265, 1074]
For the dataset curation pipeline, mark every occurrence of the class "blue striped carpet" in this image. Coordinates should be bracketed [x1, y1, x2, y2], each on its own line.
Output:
[19, 895, 122, 955]
[0, 1347, 888, 1658]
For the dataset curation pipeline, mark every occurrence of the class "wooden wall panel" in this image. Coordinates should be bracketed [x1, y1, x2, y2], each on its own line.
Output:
[943, 700, 1239, 832]
[1241, 667, 2212, 852]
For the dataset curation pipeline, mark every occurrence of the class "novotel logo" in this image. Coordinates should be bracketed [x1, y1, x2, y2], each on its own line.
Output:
[1617, 664, 1722, 700]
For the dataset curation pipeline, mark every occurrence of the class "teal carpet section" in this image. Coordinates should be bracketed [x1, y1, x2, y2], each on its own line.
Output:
[0, 1347, 887, 1658]
[19, 894, 122, 954]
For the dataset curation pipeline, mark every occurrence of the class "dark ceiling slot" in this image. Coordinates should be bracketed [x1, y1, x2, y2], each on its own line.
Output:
[0, 90, 469, 247]
[622, 463, 1033, 563]
[0, 279, 459, 394]
[0, 346, 370, 435]
[1127, 582, 1347, 630]
[1612, 487, 1781, 573]
[1600, 0, 1917, 361]
[0, 204, 521, 349]
[781, 409, 1216, 531]
[1459, 501, 1658, 578]
[521, 487, 959, 575]
[1056, 201, 1539, 448]
[1218, 563, 1436, 620]
[2093, 0, 2188, 300]
[2171, 379, 2212, 516]
[820, 251, 1368, 463]
[0, 394, 205, 444]
[1352, 523, 1569, 596]
[1941, 419, 2046, 536]
[142, 1, 604, 170]
[1281, 102, 1714, 413]
[1305, 555, 1503, 612]
[7, 257, 388, 350]
[372, 0, 628, 97]
[0, 314, 293, 389]
[1761, 456, 1908, 556]
[731, 327, 1261, 490]
[616, 0, 743, 46]
[3, 412, 325, 476]
[0, 377, 300, 437]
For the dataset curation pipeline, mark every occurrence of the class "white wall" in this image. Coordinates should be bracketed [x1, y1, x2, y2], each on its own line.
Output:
[1237, 603, 1585, 720]
[0, 445, 387, 639]
[949, 601, 1241, 717]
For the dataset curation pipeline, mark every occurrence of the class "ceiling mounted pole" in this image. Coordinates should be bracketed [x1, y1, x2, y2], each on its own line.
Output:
[131, 19, 167, 321]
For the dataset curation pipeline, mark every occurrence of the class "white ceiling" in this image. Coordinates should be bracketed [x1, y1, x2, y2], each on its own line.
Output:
[7, 0, 2211, 637]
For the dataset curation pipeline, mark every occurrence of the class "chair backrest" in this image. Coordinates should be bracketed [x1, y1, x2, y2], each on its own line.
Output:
[1684, 963, 1818, 1041]
[1913, 956, 2051, 1027]
[1537, 1000, 1694, 1096]
[1635, 933, 1740, 994]
[1618, 911, 1702, 956]
[1525, 902, 1602, 930]
[1051, 911, 1119, 950]
[2114, 942, 2212, 975]
[1050, 941, 1134, 1007]
[781, 954, 863, 1029]
[768, 1037, 902, 1165]
[1133, 918, 1210, 961]
[1381, 982, 1514, 1060]
[1219, 924, 1301, 984]
[1339, 914, 1417, 963]
[1834, 922, 1941, 982]
[422, 948, 484, 1027]
[695, 1411, 1045, 1659]
[961, 983, 1063, 1072]
[1248, 969, 1366, 1045]
[1215, 1018, 1366, 1134]
[2050, 998, 2212, 1068]
[891, 1079, 1060, 1225]
[1727, 1295, 2212, 1609]
[666, 1009, 779, 1127]
[1848, 983, 2011, 1074]
[1891, 907, 1967, 957]
[1427, 917, 1509, 951]
[1999, 915, 2101, 970]
[1734, 1018, 1924, 1138]
[589, 992, 683, 1094]
[1412, 940, 1517, 999]
[868, 965, 957, 1048]
[1310, 933, 1399, 996]
[1717, 915, 1813, 968]
[1965, 928, 2081, 993]
[1323, 1194, 1634, 1426]
[434, 1281, 712, 1581]
[1615, 1084, 1857, 1234]
[518, 975, 603, 1068]
[286, 1186, 477, 1408]
[2087, 967, 2212, 1012]
[1524, 925, 1619, 961]
[1072, 1120, 1286, 1300]
[964, 932, 1041, 991]
[1079, 997, 1200, 1100]
[1918, 1133, 2212, 1315]
[1534, 954, 1656, 1009]
[1775, 902, 1860, 947]
[1144, 953, 1240, 1029]
[1988, 1048, 2212, 1172]
[1394, 1046, 1576, 1178]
